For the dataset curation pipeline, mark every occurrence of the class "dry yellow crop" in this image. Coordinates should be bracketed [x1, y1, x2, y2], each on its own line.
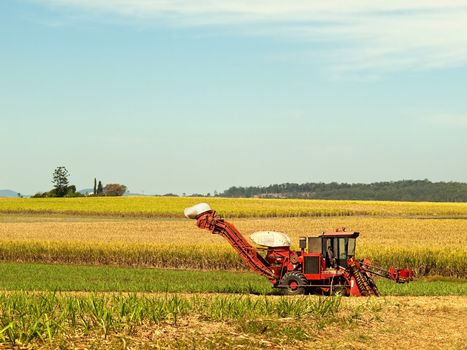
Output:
[0, 214, 465, 276]
[0, 215, 463, 248]
[0, 197, 465, 276]
[0, 196, 466, 217]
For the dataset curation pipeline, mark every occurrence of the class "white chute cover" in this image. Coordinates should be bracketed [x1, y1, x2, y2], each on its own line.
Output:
[250, 231, 291, 247]
[184, 203, 212, 219]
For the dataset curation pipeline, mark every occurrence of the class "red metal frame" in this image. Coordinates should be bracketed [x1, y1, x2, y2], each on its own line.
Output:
[191, 208, 414, 296]
[196, 210, 277, 283]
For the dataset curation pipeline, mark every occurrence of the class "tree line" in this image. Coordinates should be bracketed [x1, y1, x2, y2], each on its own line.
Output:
[219, 180, 467, 202]
[32, 167, 127, 198]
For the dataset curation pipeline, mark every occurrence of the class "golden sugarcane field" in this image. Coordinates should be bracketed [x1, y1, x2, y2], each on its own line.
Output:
[0, 197, 466, 276]
[0, 196, 466, 349]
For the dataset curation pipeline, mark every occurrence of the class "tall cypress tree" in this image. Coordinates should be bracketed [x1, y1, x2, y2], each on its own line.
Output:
[97, 181, 103, 195]
[93, 178, 97, 195]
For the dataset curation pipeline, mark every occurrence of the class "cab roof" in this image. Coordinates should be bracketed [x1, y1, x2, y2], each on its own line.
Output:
[320, 231, 359, 238]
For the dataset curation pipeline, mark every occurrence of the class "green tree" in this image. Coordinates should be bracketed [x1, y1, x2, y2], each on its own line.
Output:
[93, 178, 97, 195]
[97, 181, 103, 195]
[52, 166, 70, 197]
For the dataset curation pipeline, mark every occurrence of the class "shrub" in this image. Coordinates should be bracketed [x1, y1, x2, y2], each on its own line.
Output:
[103, 184, 127, 196]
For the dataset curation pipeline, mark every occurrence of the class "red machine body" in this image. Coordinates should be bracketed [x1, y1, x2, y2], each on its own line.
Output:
[188, 205, 414, 296]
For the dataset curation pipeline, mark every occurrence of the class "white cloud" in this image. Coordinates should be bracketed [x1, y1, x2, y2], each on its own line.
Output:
[36, 1, 467, 74]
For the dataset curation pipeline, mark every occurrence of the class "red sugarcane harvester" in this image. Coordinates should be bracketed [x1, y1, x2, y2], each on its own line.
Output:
[185, 203, 414, 296]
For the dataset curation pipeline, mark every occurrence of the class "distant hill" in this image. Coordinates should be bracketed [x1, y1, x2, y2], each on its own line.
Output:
[0, 189, 20, 197]
[78, 188, 94, 195]
[123, 192, 151, 196]
[219, 180, 467, 202]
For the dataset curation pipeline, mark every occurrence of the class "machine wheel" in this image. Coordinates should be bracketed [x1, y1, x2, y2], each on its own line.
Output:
[329, 278, 349, 296]
[280, 272, 308, 295]
[329, 285, 348, 296]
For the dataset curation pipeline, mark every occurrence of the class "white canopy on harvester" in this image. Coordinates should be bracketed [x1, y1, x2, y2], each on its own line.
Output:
[250, 231, 291, 247]
[184, 203, 212, 219]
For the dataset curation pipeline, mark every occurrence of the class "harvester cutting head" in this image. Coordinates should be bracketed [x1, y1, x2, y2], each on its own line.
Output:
[184, 203, 212, 219]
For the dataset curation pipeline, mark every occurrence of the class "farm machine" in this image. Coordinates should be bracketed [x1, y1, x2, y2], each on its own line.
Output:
[185, 203, 414, 296]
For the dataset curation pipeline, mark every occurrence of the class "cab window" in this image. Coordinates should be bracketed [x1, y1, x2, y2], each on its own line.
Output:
[348, 238, 356, 257]
[338, 238, 347, 259]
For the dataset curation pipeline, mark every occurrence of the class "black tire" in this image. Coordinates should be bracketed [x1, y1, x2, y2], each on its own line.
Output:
[329, 285, 348, 296]
[329, 278, 349, 296]
[279, 272, 309, 295]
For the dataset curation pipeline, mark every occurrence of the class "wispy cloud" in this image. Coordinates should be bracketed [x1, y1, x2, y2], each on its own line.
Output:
[36, 1, 467, 74]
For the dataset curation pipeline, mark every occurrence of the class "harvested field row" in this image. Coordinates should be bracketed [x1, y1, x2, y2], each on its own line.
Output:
[1, 216, 464, 249]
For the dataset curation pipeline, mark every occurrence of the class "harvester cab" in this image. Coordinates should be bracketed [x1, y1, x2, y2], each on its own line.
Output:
[304, 230, 359, 270]
[185, 203, 414, 296]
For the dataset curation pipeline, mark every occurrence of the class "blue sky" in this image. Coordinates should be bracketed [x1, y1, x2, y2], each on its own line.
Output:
[1, 1, 466, 195]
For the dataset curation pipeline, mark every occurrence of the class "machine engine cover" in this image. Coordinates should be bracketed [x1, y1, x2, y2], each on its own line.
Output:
[250, 231, 291, 247]
[184, 203, 212, 219]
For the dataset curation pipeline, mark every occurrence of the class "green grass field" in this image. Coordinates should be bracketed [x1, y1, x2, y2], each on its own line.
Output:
[0, 263, 465, 296]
